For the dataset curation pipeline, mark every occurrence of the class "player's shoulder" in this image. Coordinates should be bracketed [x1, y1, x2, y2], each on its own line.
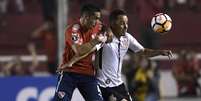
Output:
[124, 32, 138, 41]
[66, 23, 81, 33]
[125, 32, 134, 38]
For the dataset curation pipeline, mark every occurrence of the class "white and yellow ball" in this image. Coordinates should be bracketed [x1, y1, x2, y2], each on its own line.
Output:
[151, 13, 172, 34]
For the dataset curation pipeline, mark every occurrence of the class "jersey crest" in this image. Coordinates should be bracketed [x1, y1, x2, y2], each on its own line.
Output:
[72, 33, 79, 42]
[71, 33, 83, 45]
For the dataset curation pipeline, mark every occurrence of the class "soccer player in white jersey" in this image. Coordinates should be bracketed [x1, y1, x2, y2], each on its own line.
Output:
[95, 9, 173, 101]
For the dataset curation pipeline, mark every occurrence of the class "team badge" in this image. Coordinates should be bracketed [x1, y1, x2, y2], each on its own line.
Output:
[72, 33, 79, 43]
[58, 91, 66, 99]
[105, 79, 111, 84]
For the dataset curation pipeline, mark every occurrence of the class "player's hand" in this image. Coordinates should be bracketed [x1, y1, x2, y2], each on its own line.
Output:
[105, 28, 113, 43]
[160, 50, 173, 60]
[96, 34, 107, 43]
[56, 63, 72, 73]
[98, 24, 113, 43]
[121, 99, 128, 101]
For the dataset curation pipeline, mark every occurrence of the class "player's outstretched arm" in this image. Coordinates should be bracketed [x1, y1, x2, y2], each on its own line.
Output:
[137, 48, 173, 59]
[58, 34, 108, 71]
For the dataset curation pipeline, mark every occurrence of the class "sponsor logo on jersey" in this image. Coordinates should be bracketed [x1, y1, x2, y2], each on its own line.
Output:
[72, 33, 80, 44]
[105, 79, 111, 84]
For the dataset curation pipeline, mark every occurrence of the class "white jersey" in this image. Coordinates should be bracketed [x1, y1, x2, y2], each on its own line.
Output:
[96, 32, 144, 87]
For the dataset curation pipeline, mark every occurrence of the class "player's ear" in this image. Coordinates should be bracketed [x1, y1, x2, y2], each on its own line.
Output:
[110, 21, 115, 28]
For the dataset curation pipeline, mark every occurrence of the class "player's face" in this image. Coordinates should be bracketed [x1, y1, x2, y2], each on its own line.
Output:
[113, 15, 128, 36]
[85, 12, 101, 30]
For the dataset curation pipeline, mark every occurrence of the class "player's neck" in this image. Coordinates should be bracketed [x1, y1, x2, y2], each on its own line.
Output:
[113, 31, 121, 39]
[111, 28, 120, 39]
[115, 34, 121, 39]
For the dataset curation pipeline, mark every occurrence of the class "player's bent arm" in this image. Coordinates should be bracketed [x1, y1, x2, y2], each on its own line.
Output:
[61, 46, 97, 68]
[59, 37, 106, 70]
[72, 38, 100, 56]
[72, 32, 107, 57]
[62, 34, 109, 69]
[58, 44, 101, 70]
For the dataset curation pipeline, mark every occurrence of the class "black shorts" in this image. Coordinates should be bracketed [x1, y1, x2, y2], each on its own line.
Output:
[99, 83, 132, 101]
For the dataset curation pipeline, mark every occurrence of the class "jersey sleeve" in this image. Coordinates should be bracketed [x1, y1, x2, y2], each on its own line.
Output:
[65, 27, 73, 46]
[127, 33, 144, 53]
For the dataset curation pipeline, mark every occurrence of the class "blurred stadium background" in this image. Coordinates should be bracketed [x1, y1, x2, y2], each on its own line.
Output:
[0, 0, 201, 101]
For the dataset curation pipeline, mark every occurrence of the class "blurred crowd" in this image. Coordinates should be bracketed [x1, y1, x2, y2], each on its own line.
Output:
[122, 53, 160, 101]
[0, 0, 201, 100]
[122, 49, 201, 101]
[172, 50, 201, 97]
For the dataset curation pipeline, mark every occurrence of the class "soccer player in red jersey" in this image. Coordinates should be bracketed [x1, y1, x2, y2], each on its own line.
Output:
[53, 4, 108, 101]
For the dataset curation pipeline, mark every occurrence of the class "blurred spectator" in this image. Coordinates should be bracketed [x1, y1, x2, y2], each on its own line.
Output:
[0, 0, 6, 14]
[0, 43, 38, 76]
[188, 0, 201, 12]
[31, 0, 57, 74]
[31, 19, 57, 74]
[130, 56, 160, 101]
[172, 50, 201, 97]
[164, 0, 201, 12]
[41, 0, 57, 21]
[134, 0, 165, 49]
[163, 0, 178, 11]
[102, 0, 126, 15]
[123, 53, 140, 94]
[0, 0, 24, 13]
[145, 60, 159, 101]
[2, 56, 24, 75]
[0, 0, 24, 26]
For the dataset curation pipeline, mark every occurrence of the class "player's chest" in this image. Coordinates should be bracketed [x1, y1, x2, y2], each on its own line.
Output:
[109, 37, 129, 56]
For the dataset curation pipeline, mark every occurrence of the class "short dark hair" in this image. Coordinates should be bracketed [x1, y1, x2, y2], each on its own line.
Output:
[109, 9, 127, 23]
[81, 4, 101, 16]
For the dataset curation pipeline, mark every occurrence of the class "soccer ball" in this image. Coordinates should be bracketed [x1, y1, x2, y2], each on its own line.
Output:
[151, 13, 172, 34]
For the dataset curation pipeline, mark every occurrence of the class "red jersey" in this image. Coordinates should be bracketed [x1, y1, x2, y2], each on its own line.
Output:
[61, 22, 101, 76]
